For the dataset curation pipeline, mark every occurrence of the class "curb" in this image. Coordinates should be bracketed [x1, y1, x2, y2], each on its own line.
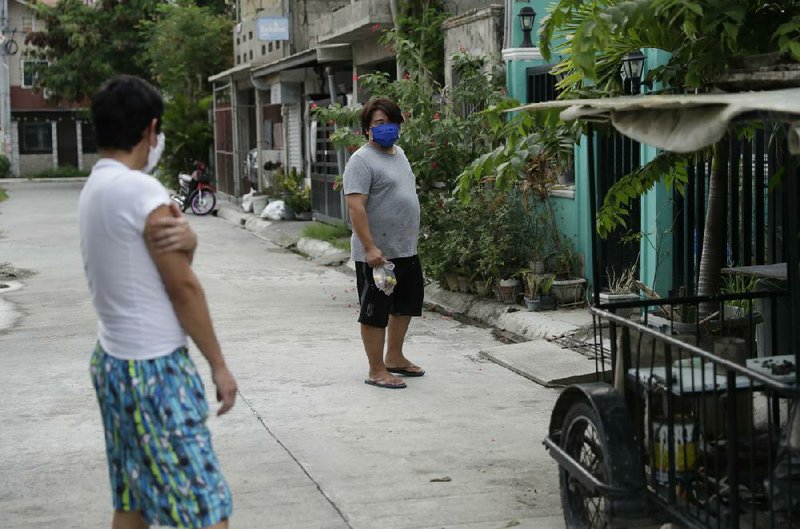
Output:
[1, 177, 88, 184]
[216, 205, 350, 264]
[423, 284, 592, 342]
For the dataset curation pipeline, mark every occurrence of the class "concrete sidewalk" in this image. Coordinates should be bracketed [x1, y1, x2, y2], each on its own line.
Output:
[216, 204, 599, 388]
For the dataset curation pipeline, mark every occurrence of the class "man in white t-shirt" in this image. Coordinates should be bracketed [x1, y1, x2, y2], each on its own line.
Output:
[79, 75, 236, 529]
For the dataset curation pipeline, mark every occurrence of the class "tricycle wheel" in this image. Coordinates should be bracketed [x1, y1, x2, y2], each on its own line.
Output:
[560, 401, 614, 529]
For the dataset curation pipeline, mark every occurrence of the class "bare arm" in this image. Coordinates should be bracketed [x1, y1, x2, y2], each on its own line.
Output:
[145, 205, 236, 415]
[346, 193, 386, 266]
[146, 203, 197, 263]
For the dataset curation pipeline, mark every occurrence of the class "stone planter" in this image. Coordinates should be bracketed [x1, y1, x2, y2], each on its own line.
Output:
[444, 273, 460, 291]
[529, 260, 546, 274]
[598, 291, 640, 318]
[457, 275, 471, 293]
[552, 278, 586, 306]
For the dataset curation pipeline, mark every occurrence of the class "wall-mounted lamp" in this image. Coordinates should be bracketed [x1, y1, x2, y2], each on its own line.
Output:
[518, 6, 536, 48]
[620, 49, 645, 82]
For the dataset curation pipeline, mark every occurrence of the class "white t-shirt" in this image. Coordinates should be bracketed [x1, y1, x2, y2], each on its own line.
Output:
[79, 158, 187, 360]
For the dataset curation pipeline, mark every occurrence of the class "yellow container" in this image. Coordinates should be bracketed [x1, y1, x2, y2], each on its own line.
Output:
[652, 420, 697, 485]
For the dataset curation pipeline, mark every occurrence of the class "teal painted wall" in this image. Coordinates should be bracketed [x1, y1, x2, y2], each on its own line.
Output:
[638, 48, 674, 296]
[505, 1, 553, 101]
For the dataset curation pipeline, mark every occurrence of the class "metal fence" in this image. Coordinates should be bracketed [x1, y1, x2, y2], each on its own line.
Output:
[590, 290, 799, 529]
[213, 87, 235, 196]
[310, 118, 347, 224]
[671, 127, 791, 297]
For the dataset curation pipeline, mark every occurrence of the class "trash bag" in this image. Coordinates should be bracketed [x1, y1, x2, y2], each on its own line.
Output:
[373, 262, 397, 296]
[241, 188, 256, 213]
[262, 199, 284, 220]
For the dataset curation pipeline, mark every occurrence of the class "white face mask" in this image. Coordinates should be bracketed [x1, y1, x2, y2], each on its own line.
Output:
[143, 132, 165, 173]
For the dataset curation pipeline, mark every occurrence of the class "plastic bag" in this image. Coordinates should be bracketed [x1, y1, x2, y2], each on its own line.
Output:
[373, 262, 397, 296]
[262, 199, 284, 220]
[241, 188, 256, 213]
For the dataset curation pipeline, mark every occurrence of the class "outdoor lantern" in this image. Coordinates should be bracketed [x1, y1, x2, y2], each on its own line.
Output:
[518, 6, 536, 48]
[620, 49, 646, 82]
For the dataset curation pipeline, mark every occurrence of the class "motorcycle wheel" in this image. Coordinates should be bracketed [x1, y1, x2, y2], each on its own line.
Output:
[190, 189, 216, 215]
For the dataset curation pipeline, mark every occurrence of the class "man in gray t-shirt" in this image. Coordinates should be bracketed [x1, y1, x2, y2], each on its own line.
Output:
[344, 98, 425, 390]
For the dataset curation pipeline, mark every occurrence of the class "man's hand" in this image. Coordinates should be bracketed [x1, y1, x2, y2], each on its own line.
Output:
[212, 364, 237, 416]
[146, 203, 197, 254]
[365, 247, 387, 267]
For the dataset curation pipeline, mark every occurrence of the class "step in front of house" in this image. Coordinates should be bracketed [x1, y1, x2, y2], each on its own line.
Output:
[480, 340, 608, 388]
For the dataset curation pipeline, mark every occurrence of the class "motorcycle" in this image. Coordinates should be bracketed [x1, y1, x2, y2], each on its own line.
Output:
[171, 161, 217, 216]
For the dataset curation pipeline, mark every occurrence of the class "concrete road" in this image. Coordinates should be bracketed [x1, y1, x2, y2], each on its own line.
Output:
[0, 181, 564, 529]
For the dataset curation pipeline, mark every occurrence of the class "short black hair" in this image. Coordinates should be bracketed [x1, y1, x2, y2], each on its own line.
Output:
[91, 75, 163, 152]
[360, 98, 404, 135]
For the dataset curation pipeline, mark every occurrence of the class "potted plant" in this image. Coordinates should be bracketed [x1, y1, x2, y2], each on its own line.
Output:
[498, 267, 520, 305]
[551, 240, 586, 306]
[599, 261, 641, 317]
[473, 276, 492, 297]
[537, 274, 557, 311]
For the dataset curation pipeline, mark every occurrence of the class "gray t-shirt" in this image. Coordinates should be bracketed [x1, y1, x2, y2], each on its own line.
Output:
[343, 144, 420, 261]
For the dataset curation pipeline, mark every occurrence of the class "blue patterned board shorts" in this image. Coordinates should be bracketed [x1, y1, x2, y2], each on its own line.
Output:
[90, 343, 233, 528]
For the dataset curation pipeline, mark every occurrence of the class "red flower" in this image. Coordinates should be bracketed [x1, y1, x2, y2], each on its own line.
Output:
[371, 23, 381, 32]
[430, 161, 439, 170]
[459, 45, 466, 53]
[437, 199, 445, 209]
[433, 113, 441, 121]
[352, 73, 359, 81]
[310, 102, 318, 110]
[402, 72, 410, 80]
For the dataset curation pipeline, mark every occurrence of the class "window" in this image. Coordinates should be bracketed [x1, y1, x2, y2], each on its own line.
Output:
[21, 122, 52, 153]
[21, 60, 47, 89]
[21, 14, 34, 33]
[237, 55, 241, 65]
[262, 45, 266, 55]
[276, 41, 280, 50]
[249, 50, 253, 60]
[268, 42, 273, 52]
[248, 31, 253, 40]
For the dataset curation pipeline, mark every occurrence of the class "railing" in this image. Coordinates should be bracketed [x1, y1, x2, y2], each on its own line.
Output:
[593, 291, 800, 528]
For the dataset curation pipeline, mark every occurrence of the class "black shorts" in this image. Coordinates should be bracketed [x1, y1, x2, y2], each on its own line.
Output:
[356, 255, 425, 328]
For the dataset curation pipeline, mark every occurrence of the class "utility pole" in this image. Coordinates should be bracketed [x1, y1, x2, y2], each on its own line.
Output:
[0, 0, 11, 169]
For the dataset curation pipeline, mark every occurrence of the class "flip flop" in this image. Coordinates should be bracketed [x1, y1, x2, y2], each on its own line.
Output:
[386, 366, 426, 377]
[365, 378, 407, 389]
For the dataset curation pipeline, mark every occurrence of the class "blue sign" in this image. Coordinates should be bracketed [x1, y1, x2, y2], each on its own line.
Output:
[257, 17, 290, 41]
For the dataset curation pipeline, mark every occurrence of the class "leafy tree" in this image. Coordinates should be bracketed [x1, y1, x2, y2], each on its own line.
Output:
[26, 0, 163, 103]
[141, 4, 233, 100]
[159, 95, 213, 188]
[540, 0, 800, 94]
[395, 0, 449, 83]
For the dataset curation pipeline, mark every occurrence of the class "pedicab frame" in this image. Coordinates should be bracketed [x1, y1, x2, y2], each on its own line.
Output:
[514, 88, 800, 528]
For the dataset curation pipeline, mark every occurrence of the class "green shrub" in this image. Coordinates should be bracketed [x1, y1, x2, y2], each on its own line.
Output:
[0, 154, 11, 177]
[31, 166, 90, 178]
[0, 187, 7, 202]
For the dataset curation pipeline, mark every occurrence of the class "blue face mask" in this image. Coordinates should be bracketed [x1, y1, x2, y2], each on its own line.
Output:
[371, 123, 400, 148]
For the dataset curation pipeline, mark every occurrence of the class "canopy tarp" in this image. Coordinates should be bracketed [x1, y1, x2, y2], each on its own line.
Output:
[512, 88, 800, 154]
